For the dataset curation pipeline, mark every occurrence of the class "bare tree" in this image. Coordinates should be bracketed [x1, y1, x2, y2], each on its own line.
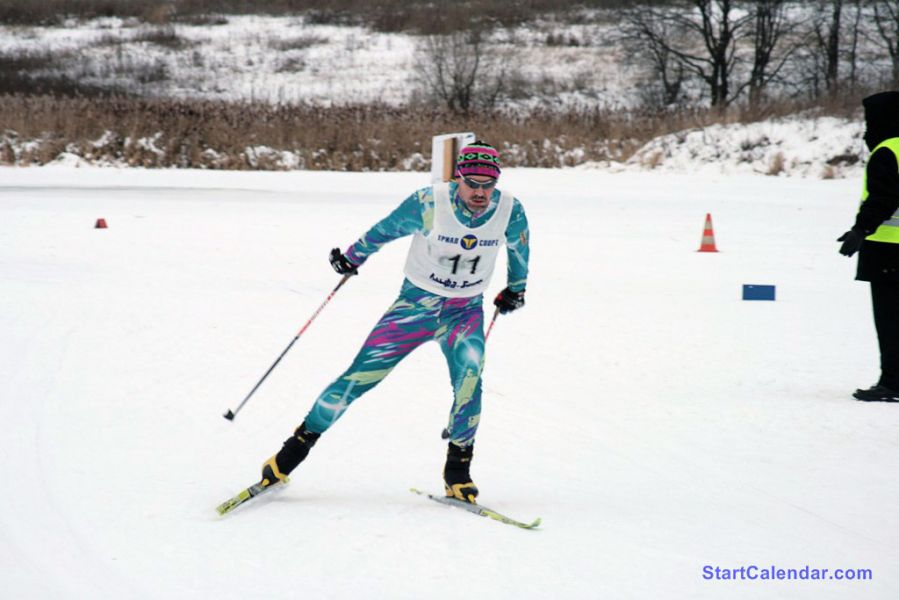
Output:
[744, 0, 796, 107]
[651, 39, 688, 106]
[619, 7, 688, 106]
[872, 0, 899, 85]
[621, 1, 752, 108]
[414, 30, 505, 113]
[810, 0, 844, 96]
[679, 0, 751, 106]
[846, 0, 864, 91]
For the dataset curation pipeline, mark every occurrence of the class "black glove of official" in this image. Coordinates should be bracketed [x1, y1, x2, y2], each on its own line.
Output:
[329, 247, 358, 275]
[837, 229, 864, 257]
[493, 287, 525, 314]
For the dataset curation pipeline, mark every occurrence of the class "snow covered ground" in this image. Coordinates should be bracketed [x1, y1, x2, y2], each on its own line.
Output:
[0, 15, 620, 108]
[0, 16, 415, 105]
[2, 165, 898, 599]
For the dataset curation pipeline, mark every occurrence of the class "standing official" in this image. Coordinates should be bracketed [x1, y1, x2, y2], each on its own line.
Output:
[838, 91, 899, 402]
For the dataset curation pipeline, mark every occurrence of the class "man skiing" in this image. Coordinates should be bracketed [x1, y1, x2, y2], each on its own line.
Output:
[837, 91, 899, 402]
[258, 141, 530, 503]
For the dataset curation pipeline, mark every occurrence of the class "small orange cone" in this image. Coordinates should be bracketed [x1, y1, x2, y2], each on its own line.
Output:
[95, 218, 108, 229]
[698, 213, 718, 252]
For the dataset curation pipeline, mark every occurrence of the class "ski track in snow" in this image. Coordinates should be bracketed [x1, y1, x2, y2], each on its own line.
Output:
[1, 166, 898, 599]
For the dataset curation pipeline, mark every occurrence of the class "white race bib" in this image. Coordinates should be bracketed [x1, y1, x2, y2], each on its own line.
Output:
[404, 183, 514, 297]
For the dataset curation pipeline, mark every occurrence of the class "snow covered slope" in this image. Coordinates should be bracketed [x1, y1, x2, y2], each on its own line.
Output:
[622, 115, 866, 179]
[1, 166, 897, 599]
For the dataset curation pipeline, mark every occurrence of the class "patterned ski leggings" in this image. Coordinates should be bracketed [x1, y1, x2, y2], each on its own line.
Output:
[303, 279, 486, 446]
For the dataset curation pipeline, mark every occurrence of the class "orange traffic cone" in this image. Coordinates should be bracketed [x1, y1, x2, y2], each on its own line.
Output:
[698, 213, 718, 252]
[95, 218, 108, 229]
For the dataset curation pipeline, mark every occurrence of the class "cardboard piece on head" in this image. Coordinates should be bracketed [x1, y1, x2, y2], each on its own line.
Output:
[431, 132, 476, 184]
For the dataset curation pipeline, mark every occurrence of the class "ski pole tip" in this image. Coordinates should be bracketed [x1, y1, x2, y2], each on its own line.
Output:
[223, 410, 235, 421]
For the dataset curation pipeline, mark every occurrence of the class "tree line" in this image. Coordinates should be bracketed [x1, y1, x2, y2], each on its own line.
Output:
[415, 1, 899, 113]
[620, 0, 898, 109]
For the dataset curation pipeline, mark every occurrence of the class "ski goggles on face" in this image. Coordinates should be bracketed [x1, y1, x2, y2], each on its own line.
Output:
[461, 176, 497, 190]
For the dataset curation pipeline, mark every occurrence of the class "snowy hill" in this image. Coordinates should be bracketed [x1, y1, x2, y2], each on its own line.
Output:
[0, 15, 620, 107]
[622, 115, 866, 179]
[1, 165, 897, 599]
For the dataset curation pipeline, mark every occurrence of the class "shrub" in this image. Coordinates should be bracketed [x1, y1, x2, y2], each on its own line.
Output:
[0, 95, 662, 169]
[767, 152, 785, 176]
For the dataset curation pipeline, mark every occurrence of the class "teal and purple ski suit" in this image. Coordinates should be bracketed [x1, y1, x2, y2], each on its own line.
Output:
[303, 182, 529, 446]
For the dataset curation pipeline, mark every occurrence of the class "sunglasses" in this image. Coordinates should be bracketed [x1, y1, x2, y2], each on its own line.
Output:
[461, 176, 497, 190]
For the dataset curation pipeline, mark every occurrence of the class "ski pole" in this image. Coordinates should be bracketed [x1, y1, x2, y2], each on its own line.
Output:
[223, 273, 354, 421]
[484, 306, 500, 341]
[441, 306, 501, 439]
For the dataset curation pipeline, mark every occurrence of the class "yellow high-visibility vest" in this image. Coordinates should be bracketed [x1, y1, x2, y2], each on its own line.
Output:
[861, 137, 899, 243]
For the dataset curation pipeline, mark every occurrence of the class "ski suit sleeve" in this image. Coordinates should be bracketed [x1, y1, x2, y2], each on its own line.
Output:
[344, 188, 429, 266]
[854, 148, 899, 235]
[505, 198, 529, 293]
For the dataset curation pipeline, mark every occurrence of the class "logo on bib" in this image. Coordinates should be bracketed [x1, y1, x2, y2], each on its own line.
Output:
[460, 234, 478, 250]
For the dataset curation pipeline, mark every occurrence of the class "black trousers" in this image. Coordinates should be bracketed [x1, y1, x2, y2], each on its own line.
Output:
[871, 282, 899, 389]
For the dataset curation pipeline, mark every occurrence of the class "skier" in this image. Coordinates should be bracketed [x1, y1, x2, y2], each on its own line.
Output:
[837, 91, 899, 402]
[258, 141, 529, 502]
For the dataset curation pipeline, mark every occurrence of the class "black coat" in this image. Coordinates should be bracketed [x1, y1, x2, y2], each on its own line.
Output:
[853, 92, 899, 283]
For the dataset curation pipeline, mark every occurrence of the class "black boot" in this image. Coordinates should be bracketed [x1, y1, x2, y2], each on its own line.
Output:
[260, 422, 321, 487]
[853, 384, 899, 402]
[443, 442, 479, 504]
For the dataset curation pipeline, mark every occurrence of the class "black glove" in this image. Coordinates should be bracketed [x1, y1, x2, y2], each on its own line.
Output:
[837, 229, 864, 257]
[329, 248, 358, 275]
[493, 287, 525, 314]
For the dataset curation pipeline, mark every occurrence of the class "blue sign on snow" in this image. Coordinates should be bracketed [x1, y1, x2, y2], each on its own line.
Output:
[742, 284, 776, 301]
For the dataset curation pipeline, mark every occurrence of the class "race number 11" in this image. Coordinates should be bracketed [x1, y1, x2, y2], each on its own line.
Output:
[448, 254, 480, 275]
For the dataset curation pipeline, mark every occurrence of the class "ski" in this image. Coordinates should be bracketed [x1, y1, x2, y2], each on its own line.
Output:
[410, 488, 541, 530]
[216, 478, 289, 516]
